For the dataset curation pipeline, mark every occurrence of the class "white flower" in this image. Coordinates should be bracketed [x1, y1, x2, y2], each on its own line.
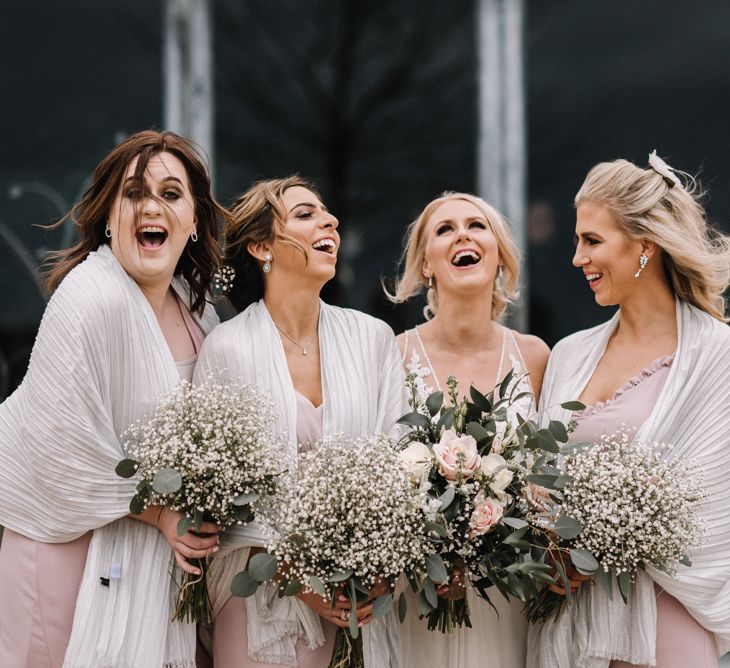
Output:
[399, 442, 434, 483]
[481, 453, 513, 493]
[648, 150, 680, 188]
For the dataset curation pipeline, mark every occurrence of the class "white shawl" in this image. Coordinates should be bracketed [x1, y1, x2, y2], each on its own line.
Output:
[528, 300, 730, 667]
[193, 299, 406, 667]
[0, 245, 219, 667]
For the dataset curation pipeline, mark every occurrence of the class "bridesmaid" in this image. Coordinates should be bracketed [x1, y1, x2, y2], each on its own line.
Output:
[194, 176, 405, 667]
[0, 130, 225, 667]
[388, 191, 550, 668]
[529, 153, 730, 667]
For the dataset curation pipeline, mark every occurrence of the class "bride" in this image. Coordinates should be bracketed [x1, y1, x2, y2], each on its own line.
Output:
[389, 191, 549, 667]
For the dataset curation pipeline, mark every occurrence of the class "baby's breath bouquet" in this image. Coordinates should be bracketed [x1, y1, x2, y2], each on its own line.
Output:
[398, 372, 573, 632]
[231, 433, 431, 668]
[116, 380, 285, 624]
[525, 428, 706, 623]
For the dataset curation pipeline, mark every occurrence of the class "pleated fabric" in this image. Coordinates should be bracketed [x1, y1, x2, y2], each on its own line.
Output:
[193, 299, 407, 667]
[527, 300, 730, 667]
[0, 245, 218, 667]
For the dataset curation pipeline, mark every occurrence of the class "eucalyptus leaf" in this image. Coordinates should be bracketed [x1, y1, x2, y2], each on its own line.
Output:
[231, 570, 260, 597]
[498, 368, 515, 399]
[548, 420, 569, 443]
[466, 421, 490, 444]
[469, 386, 492, 412]
[570, 548, 599, 574]
[617, 570, 632, 604]
[176, 515, 193, 537]
[417, 588, 435, 615]
[283, 579, 302, 596]
[372, 593, 393, 618]
[679, 554, 692, 567]
[426, 553, 449, 583]
[436, 408, 455, 431]
[502, 516, 528, 529]
[348, 580, 359, 638]
[308, 576, 326, 596]
[397, 411, 431, 428]
[554, 515, 582, 540]
[560, 400, 586, 411]
[424, 520, 448, 538]
[248, 552, 278, 582]
[327, 570, 354, 583]
[398, 591, 407, 623]
[233, 492, 259, 506]
[438, 485, 456, 511]
[423, 578, 438, 607]
[116, 458, 139, 478]
[425, 391, 444, 417]
[128, 494, 145, 515]
[535, 429, 560, 453]
[152, 467, 182, 494]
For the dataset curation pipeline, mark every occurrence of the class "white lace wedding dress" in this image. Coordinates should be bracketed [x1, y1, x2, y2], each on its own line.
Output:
[399, 326, 533, 668]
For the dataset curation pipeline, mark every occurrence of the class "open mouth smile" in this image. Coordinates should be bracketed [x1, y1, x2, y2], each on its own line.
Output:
[312, 237, 337, 256]
[451, 249, 481, 267]
[136, 225, 168, 249]
[585, 272, 603, 288]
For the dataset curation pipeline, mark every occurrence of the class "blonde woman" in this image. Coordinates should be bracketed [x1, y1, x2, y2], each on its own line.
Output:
[389, 192, 549, 668]
[529, 153, 730, 667]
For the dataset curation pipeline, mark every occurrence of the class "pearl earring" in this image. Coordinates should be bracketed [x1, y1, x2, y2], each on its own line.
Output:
[263, 253, 273, 273]
[634, 253, 649, 278]
[427, 275, 433, 288]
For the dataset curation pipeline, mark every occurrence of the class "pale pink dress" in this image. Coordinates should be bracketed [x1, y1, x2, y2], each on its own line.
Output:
[0, 297, 204, 668]
[571, 355, 718, 668]
[212, 391, 338, 667]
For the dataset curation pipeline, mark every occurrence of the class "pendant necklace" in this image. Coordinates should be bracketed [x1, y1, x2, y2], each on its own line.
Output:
[275, 323, 315, 356]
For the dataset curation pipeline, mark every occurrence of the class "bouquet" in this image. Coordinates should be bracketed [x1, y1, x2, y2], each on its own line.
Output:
[231, 433, 431, 668]
[397, 372, 573, 632]
[116, 380, 285, 624]
[524, 428, 706, 623]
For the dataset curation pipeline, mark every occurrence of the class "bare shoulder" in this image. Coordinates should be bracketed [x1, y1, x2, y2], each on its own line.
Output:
[512, 331, 550, 398]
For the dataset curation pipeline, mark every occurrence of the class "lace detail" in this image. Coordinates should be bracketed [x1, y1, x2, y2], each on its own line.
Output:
[402, 328, 535, 419]
[575, 355, 675, 418]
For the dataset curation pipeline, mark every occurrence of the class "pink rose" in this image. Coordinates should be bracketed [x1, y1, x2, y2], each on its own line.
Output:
[470, 492, 503, 537]
[433, 430, 480, 481]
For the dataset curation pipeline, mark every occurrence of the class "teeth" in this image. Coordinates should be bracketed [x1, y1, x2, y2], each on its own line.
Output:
[141, 226, 166, 234]
[312, 238, 335, 250]
[451, 249, 480, 263]
[585, 273, 601, 281]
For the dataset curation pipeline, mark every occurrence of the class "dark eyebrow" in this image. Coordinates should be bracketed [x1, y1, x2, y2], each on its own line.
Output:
[288, 201, 322, 213]
[123, 175, 184, 186]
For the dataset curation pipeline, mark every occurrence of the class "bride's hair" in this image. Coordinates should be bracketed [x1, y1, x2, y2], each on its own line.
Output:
[387, 192, 520, 320]
[576, 158, 730, 322]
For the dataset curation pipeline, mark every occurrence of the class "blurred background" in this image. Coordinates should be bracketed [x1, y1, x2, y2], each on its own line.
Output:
[2, 0, 729, 402]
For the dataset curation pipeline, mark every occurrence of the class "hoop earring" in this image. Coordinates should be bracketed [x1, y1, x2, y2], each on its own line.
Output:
[105, 224, 111, 239]
[634, 253, 649, 278]
[191, 228, 198, 243]
[263, 252, 273, 274]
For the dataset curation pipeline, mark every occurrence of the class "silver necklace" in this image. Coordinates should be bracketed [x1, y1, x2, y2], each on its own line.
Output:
[415, 324, 507, 393]
[274, 323, 315, 356]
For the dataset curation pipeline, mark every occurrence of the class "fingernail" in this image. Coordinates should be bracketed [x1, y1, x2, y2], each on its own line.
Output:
[195, 570, 201, 575]
[339, 595, 347, 601]
[358, 621, 364, 627]
[213, 546, 219, 553]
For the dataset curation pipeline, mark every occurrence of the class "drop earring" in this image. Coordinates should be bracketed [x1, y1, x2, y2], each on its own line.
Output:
[263, 252, 273, 273]
[105, 224, 111, 239]
[634, 253, 649, 278]
[191, 228, 198, 242]
[428, 275, 433, 288]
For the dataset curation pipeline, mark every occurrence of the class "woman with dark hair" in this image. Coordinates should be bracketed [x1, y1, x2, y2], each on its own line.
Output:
[0, 129, 227, 667]
[194, 176, 406, 667]
[529, 153, 730, 667]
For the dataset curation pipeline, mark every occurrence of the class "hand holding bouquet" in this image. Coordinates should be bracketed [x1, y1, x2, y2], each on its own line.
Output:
[231, 433, 431, 668]
[525, 428, 706, 623]
[116, 380, 285, 623]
